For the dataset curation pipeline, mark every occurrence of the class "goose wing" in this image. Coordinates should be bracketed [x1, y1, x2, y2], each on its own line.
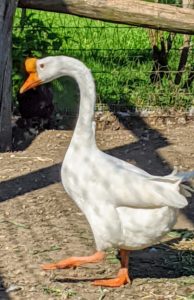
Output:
[96, 151, 188, 209]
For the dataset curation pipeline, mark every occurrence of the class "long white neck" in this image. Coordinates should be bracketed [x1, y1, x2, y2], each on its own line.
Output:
[73, 65, 96, 133]
[57, 57, 96, 144]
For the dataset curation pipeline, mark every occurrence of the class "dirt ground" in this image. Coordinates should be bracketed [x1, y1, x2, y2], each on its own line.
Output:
[0, 118, 194, 300]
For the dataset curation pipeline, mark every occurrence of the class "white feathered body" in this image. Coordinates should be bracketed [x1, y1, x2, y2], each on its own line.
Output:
[61, 128, 184, 251]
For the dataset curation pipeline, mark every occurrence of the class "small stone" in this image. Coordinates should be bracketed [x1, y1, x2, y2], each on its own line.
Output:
[14, 270, 22, 275]
[39, 271, 47, 277]
[140, 110, 149, 117]
[149, 247, 158, 253]
[6, 284, 21, 293]
[28, 287, 36, 292]
[166, 119, 174, 126]
[177, 117, 186, 124]
[29, 128, 38, 135]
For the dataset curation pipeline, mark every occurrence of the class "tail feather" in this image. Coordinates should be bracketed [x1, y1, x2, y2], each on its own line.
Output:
[176, 170, 194, 182]
[155, 169, 194, 199]
[175, 170, 194, 197]
[179, 183, 194, 197]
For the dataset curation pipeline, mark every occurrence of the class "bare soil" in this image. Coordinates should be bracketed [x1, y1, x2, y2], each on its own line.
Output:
[0, 119, 194, 300]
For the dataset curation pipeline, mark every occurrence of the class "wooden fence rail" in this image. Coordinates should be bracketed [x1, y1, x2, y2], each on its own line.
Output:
[18, 0, 194, 35]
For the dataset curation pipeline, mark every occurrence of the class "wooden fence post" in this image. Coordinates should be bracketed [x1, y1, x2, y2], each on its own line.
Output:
[0, 0, 18, 152]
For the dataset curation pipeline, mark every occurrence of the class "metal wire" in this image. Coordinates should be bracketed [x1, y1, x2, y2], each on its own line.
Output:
[12, 6, 194, 113]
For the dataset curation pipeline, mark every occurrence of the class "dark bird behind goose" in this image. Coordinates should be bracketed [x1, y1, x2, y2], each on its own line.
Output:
[17, 84, 54, 121]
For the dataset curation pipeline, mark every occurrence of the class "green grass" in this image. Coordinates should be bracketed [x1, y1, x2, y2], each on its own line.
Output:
[12, 8, 194, 111]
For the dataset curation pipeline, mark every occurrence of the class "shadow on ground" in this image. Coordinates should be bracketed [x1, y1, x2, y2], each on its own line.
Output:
[0, 164, 61, 202]
[131, 236, 194, 279]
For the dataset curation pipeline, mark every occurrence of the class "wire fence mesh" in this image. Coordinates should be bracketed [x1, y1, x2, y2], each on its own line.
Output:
[13, 5, 194, 115]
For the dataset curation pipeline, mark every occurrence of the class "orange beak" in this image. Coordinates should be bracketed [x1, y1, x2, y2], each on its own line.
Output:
[20, 58, 42, 93]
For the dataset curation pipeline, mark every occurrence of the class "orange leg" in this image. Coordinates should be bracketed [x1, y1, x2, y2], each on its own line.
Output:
[92, 249, 131, 287]
[41, 251, 105, 270]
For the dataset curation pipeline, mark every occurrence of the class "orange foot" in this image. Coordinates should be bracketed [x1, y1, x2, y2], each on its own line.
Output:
[92, 268, 131, 287]
[42, 251, 105, 270]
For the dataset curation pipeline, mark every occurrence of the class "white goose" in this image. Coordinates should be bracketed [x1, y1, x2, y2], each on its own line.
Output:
[20, 56, 194, 287]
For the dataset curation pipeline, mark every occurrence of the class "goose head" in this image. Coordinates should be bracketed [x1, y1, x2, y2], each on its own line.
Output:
[20, 56, 86, 94]
[20, 56, 96, 130]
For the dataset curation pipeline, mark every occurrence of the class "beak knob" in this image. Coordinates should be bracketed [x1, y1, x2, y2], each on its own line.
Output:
[25, 58, 37, 73]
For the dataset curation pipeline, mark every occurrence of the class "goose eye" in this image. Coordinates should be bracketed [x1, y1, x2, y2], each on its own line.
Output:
[40, 63, 45, 69]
